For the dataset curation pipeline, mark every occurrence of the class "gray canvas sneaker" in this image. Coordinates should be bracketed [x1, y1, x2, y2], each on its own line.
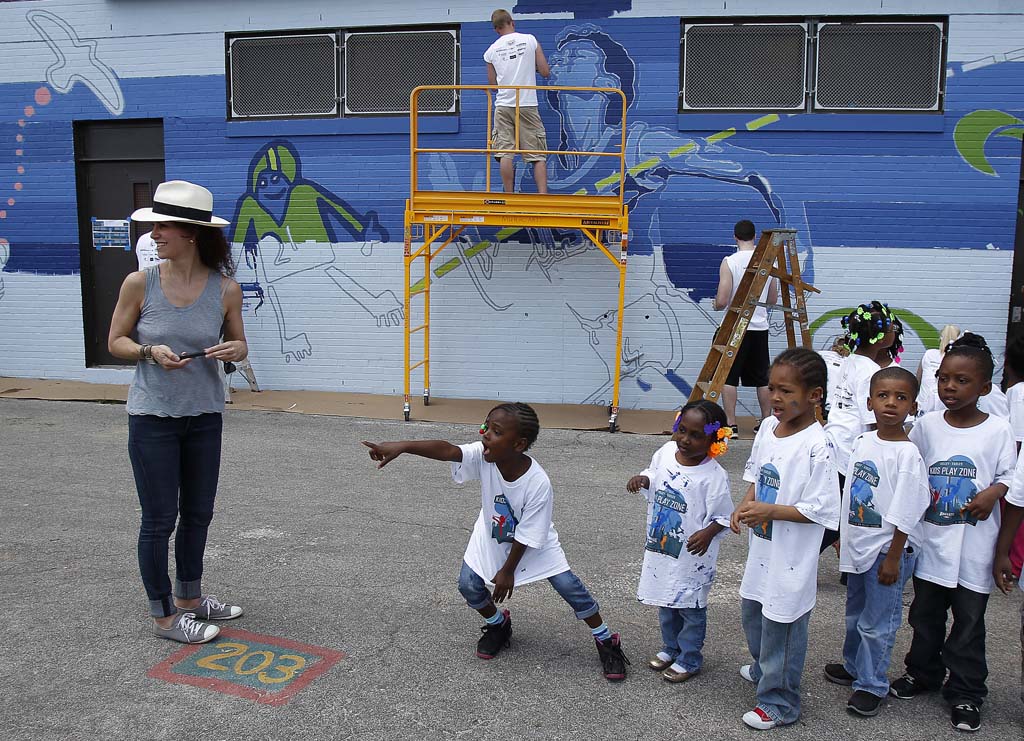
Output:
[178, 595, 243, 621]
[154, 612, 220, 644]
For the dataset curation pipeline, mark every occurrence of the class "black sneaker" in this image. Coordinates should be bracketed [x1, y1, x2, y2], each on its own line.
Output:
[950, 703, 981, 732]
[889, 674, 926, 699]
[847, 690, 883, 717]
[824, 663, 855, 686]
[475, 610, 511, 659]
[595, 633, 630, 681]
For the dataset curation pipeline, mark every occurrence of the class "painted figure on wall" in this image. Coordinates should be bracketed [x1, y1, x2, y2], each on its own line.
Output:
[231, 140, 401, 363]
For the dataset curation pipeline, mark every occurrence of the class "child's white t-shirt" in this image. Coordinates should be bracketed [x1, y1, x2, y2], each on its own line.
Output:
[1009, 383, 1024, 443]
[819, 349, 845, 415]
[839, 432, 930, 574]
[741, 417, 840, 623]
[824, 354, 881, 473]
[452, 442, 570, 585]
[635, 442, 734, 609]
[909, 412, 1018, 593]
[979, 384, 1009, 419]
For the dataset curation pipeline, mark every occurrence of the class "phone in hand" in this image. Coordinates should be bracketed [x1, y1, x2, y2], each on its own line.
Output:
[178, 350, 206, 359]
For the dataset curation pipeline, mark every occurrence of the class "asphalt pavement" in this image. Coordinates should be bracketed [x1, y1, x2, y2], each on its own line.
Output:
[1, 399, 1021, 740]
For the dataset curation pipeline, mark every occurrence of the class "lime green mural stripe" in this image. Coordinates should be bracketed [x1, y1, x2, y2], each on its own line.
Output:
[707, 128, 737, 144]
[596, 174, 619, 189]
[629, 157, 661, 176]
[746, 114, 780, 131]
[668, 142, 695, 157]
[810, 307, 940, 350]
[433, 257, 462, 278]
[465, 240, 492, 258]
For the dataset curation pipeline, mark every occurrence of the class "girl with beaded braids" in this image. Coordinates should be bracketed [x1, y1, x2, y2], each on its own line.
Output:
[363, 402, 630, 681]
[821, 302, 896, 552]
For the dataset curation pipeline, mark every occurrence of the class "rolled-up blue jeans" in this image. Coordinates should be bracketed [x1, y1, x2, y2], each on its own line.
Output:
[741, 598, 811, 725]
[659, 606, 707, 673]
[128, 413, 222, 618]
[457, 561, 600, 619]
[843, 548, 917, 697]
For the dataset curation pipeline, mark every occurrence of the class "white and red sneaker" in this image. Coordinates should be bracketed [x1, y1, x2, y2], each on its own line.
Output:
[742, 707, 778, 730]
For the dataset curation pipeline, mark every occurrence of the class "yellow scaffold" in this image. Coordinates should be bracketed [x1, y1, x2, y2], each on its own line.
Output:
[403, 84, 630, 432]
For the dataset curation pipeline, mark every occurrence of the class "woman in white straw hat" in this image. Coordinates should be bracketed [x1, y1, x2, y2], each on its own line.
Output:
[109, 180, 248, 643]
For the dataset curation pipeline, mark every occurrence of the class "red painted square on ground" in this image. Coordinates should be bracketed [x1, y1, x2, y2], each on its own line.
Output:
[147, 627, 345, 706]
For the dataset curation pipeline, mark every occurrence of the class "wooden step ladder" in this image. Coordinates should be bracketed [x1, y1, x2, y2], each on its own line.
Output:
[688, 228, 818, 405]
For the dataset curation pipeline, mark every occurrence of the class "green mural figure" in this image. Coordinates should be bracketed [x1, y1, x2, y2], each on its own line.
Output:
[230, 140, 400, 364]
[954, 110, 1024, 176]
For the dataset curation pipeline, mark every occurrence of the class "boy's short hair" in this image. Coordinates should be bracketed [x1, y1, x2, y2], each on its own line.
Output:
[870, 365, 919, 398]
[734, 219, 755, 241]
[491, 9, 513, 29]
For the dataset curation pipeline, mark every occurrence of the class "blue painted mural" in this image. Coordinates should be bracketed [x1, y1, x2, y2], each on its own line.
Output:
[0, 6, 1021, 404]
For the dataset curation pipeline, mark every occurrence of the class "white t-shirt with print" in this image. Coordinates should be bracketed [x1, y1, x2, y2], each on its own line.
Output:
[917, 348, 943, 416]
[452, 442, 569, 585]
[819, 349, 846, 415]
[135, 231, 162, 270]
[979, 384, 1009, 419]
[1008, 383, 1024, 443]
[484, 32, 540, 107]
[824, 354, 881, 473]
[740, 416, 840, 623]
[839, 432, 930, 574]
[635, 442, 734, 609]
[909, 412, 1018, 594]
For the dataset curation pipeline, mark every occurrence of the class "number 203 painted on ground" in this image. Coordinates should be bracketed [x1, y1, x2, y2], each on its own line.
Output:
[195, 642, 306, 684]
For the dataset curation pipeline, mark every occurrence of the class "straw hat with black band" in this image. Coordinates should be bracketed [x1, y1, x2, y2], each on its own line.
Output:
[130, 180, 229, 227]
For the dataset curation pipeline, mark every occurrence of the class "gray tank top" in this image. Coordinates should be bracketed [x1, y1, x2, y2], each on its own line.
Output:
[127, 265, 226, 417]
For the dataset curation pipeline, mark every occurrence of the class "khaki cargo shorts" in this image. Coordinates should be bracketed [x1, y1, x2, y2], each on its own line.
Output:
[492, 106, 547, 162]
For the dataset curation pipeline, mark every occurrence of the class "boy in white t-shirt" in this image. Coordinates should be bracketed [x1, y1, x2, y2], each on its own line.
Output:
[822, 367, 930, 716]
[626, 400, 734, 683]
[364, 402, 629, 681]
[891, 337, 1017, 732]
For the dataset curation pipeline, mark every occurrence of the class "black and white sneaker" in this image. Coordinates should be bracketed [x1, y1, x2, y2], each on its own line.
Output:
[595, 633, 630, 681]
[824, 663, 855, 686]
[847, 690, 883, 717]
[950, 703, 981, 732]
[889, 674, 926, 699]
[475, 610, 511, 659]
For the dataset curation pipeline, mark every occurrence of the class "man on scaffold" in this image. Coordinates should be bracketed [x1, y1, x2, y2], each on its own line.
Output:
[485, 8, 551, 194]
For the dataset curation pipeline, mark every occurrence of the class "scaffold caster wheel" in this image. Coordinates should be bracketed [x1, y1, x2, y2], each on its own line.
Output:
[403, 402, 411, 422]
[404, 410, 410, 421]
[423, 390, 430, 406]
[609, 418, 619, 433]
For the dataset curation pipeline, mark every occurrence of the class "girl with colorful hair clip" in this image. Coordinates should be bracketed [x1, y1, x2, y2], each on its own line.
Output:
[823, 301, 897, 552]
[626, 400, 734, 684]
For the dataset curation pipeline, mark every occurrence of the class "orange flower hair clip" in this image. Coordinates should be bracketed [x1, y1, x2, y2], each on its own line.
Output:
[704, 421, 732, 458]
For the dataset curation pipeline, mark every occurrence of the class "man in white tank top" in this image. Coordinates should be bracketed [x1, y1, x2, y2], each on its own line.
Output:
[484, 9, 551, 194]
[713, 220, 778, 432]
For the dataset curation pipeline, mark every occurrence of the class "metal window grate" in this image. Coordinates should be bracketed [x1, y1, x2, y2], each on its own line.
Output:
[815, 23, 943, 110]
[344, 30, 457, 115]
[229, 34, 338, 118]
[682, 23, 807, 111]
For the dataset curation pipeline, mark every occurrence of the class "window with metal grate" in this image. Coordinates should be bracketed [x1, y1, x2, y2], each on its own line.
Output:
[344, 29, 458, 115]
[815, 23, 944, 111]
[681, 23, 807, 111]
[229, 33, 339, 119]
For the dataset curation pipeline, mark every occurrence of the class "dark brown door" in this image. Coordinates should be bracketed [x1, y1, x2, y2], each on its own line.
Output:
[75, 120, 164, 366]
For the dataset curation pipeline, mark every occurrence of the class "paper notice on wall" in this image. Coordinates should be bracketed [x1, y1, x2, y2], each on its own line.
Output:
[91, 218, 131, 251]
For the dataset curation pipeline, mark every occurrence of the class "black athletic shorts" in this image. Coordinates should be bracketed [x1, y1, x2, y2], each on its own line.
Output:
[725, 329, 770, 387]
